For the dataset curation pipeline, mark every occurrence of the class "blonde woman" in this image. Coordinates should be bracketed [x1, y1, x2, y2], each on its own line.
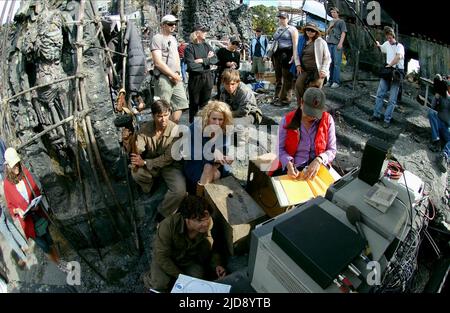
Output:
[183, 100, 234, 196]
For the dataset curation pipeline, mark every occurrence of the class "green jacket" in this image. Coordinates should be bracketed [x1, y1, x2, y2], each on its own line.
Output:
[153, 213, 223, 278]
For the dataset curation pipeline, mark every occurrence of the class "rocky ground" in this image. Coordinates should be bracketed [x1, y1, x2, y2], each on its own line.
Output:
[1, 66, 448, 293]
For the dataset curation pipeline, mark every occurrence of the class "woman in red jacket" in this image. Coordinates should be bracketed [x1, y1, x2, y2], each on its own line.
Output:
[3, 148, 62, 267]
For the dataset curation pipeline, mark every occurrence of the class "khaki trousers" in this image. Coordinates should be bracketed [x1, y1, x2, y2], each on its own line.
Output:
[131, 165, 186, 217]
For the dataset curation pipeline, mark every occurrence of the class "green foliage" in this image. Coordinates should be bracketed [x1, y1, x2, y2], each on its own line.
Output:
[250, 5, 278, 37]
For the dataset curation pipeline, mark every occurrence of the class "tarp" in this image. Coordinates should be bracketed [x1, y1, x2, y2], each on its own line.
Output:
[301, 0, 332, 21]
[0, 0, 21, 25]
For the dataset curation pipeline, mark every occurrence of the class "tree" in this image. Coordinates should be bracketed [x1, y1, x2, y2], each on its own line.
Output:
[250, 5, 278, 37]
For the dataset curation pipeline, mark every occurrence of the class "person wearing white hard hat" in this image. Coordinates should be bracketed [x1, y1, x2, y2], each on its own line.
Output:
[2, 148, 67, 272]
[0, 141, 29, 269]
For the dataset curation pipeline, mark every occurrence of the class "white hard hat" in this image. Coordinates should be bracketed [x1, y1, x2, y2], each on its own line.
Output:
[4, 147, 21, 168]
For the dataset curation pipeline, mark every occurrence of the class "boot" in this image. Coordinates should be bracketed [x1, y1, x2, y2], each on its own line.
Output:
[196, 182, 205, 197]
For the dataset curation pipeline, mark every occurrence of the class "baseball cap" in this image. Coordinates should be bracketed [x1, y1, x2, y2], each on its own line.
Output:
[161, 15, 179, 24]
[302, 88, 327, 119]
[230, 36, 240, 44]
[329, 7, 340, 13]
[194, 24, 210, 32]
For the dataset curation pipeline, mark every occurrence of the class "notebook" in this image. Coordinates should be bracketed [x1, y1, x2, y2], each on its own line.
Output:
[271, 165, 338, 207]
[22, 195, 42, 217]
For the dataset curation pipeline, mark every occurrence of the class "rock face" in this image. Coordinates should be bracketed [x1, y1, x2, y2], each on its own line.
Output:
[0, 0, 255, 253]
[2, 1, 130, 249]
[181, 0, 252, 42]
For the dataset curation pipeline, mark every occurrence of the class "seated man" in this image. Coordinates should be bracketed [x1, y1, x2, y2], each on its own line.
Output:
[220, 69, 263, 125]
[428, 74, 450, 173]
[149, 195, 226, 292]
[273, 87, 336, 179]
[122, 99, 186, 218]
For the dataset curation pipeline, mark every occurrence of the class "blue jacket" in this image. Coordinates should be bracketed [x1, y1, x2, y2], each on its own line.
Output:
[183, 123, 231, 191]
[250, 35, 268, 58]
[289, 34, 306, 77]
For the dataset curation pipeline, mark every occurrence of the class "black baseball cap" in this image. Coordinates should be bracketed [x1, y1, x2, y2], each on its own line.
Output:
[194, 24, 210, 32]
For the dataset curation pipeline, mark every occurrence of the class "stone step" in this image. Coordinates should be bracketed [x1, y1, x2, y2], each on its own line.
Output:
[323, 87, 360, 107]
[335, 122, 370, 152]
[339, 106, 400, 142]
[353, 96, 431, 139]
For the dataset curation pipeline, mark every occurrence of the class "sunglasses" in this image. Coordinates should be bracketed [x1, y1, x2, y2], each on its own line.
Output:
[232, 41, 240, 45]
[305, 29, 317, 33]
[165, 22, 177, 27]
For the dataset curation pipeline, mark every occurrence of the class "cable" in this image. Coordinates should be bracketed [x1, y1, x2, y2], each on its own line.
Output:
[384, 161, 404, 180]
[401, 162, 414, 228]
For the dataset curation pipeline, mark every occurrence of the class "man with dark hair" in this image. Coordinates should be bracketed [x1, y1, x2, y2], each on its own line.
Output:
[325, 7, 347, 88]
[215, 36, 241, 99]
[428, 74, 450, 172]
[123, 99, 186, 217]
[149, 195, 226, 292]
[369, 26, 405, 128]
[249, 28, 268, 82]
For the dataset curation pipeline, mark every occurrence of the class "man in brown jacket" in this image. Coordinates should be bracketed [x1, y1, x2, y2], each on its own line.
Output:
[149, 195, 226, 292]
[123, 99, 186, 217]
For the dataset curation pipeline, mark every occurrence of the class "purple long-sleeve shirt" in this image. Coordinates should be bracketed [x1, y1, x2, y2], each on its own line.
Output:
[278, 114, 337, 169]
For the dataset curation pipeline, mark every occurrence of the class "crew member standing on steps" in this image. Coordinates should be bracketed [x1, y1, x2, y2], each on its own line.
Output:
[184, 25, 217, 123]
[216, 36, 241, 99]
[151, 15, 189, 124]
[249, 28, 268, 82]
[325, 7, 347, 89]
[369, 26, 405, 129]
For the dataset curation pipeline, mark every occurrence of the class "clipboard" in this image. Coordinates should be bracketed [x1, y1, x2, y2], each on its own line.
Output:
[22, 195, 42, 217]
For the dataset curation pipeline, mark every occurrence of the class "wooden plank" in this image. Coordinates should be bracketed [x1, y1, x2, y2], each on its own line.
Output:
[205, 176, 267, 255]
[205, 176, 266, 225]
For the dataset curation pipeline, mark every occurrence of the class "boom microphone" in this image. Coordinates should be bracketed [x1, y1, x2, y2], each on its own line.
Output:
[346, 206, 373, 260]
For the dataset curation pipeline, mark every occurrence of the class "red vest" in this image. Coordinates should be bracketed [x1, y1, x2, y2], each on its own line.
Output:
[269, 110, 330, 176]
[284, 110, 330, 158]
